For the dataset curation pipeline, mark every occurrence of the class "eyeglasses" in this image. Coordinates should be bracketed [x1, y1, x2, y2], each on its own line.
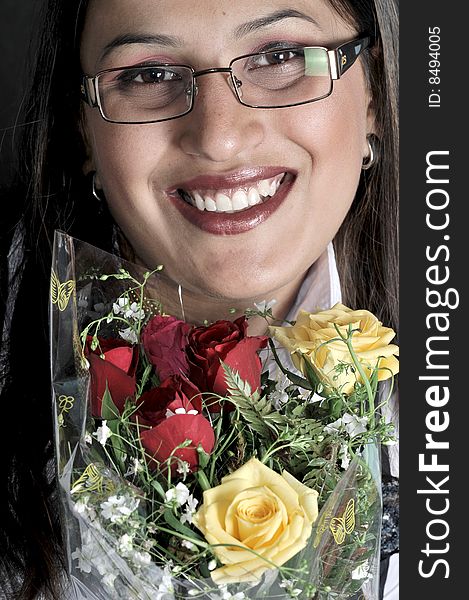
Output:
[81, 36, 371, 125]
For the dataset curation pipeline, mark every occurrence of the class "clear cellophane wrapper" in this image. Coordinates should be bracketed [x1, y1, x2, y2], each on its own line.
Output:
[50, 231, 382, 599]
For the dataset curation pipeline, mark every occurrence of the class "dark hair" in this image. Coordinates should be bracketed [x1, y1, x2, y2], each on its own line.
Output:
[0, 0, 398, 597]
[330, 0, 399, 336]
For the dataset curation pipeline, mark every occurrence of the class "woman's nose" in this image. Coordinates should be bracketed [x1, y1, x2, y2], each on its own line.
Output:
[177, 74, 265, 162]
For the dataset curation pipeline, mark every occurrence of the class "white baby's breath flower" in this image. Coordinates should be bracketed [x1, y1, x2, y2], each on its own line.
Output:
[118, 533, 134, 555]
[339, 443, 351, 470]
[279, 580, 302, 597]
[130, 549, 152, 568]
[324, 418, 342, 435]
[208, 559, 217, 571]
[113, 297, 145, 321]
[124, 302, 145, 321]
[216, 586, 246, 600]
[177, 460, 190, 479]
[156, 564, 174, 598]
[84, 433, 93, 445]
[101, 572, 118, 589]
[308, 391, 326, 404]
[100, 494, 140, 523]
[270, 372, 290, 408]
[253, 299, 277, 313]
[119, 327, 139, 344]
[181, 539, 196, 552]
[93, 420, 112, 446]
[73, 496, 97, 520]
[181, 495, 199, 524]
[342, 413, 368, 437]
[71, 547, 93, 574]
[351, 559, 370, 580]
[165, 482, 190, 507]
[71, 528, 107, 575]
[113, 297, 127, 315]
[325, 413, 368, 438]
[186, 494, 199, 513]
[126, 457, 144, 477]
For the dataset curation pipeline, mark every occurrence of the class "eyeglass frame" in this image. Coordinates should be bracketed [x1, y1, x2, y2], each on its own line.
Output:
[80, 35, 372, 125]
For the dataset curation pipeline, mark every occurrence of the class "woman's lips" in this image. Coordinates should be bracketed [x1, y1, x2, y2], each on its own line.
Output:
[166, 168, 296, 235]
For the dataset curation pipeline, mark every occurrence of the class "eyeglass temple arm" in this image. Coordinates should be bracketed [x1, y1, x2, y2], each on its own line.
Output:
[329, 36, 372, 80]
[80, 76, 98, 107]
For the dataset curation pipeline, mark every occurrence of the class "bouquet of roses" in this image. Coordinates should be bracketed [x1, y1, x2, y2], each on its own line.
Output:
[50, 232, 398, 600]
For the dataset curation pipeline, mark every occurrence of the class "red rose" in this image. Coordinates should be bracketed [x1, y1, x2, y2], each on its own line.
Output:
[141, 414, 215, 473]
[187, 317, 268, 405]
[86, 337, 138, 418]
[142, 315, 191, 381]
[135, 374, 202, 428]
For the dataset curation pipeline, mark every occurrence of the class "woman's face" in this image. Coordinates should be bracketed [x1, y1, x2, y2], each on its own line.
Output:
[80, 0, 373, 302]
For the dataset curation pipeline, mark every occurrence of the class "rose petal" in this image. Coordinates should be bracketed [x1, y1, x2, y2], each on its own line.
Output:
[212, 337, 268, 397]
[141, 413, 215, 472]
[104, 346, 135, 373]
[88, 353, 136, 417]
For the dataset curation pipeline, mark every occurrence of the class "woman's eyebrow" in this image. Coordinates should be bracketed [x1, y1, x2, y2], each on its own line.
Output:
[233, 9, 322, 39]
[100, 33, 184, 62]
[98, 9, 320, 62]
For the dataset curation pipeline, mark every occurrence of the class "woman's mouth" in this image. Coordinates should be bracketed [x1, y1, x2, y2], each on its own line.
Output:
[177, 172, 285, 214]
[167, 168, 296, 235]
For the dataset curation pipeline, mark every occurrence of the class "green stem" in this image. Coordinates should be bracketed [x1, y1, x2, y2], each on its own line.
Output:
[261, 442, 293, 464]
[195, 469, 211, 491]
[344, 335, 376, 427]
[154, 526, 208, 549]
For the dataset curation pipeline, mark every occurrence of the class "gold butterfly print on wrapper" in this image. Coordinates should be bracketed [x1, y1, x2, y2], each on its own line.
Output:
[50, 269, 75, 311]
[329, 498, 355, 545]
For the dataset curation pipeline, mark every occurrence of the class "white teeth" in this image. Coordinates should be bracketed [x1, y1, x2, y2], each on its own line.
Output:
[231, 190, 249, 210]
[215, 192, 232, 212]
[257, 178, 271, 197]
[205, 197, 217, 211]
[193, 192, 205, 211]
[182, 173, 286, 213]
[248, 187, 261, 206]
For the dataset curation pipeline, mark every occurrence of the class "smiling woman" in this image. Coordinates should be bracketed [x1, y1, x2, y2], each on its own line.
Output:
[0, 0, 398, 598]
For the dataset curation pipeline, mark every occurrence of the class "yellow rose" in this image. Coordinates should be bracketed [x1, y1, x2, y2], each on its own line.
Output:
[269, 303, 399, 394]
[193, 457, 318, 584]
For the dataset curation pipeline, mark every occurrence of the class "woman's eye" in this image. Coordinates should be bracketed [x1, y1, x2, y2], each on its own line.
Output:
[250, 50, 301, 69]
[118, 67, 181, 85]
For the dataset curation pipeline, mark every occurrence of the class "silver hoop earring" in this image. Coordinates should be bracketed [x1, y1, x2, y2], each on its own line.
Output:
[91, 171, 105, 202]
[362, 136, 376, 170]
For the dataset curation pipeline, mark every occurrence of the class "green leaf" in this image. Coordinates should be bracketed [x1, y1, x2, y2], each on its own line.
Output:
[101, 384, 121, 420]
[150, 479, 167, 501]
[197, 446, 211, 469]
[163, 508, 204, 542]
[268, 339, 314, 391]
[106, 419, 126, 471]
[300, 352, 322, 389]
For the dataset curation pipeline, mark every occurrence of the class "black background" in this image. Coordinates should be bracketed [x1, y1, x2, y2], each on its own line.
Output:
[0, 0, 467, 596]
[400, 1, 465, 597]
[0, 1, 38, 187]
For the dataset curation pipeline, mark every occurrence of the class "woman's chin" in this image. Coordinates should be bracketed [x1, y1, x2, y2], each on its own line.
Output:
[179, 276, 275, 307]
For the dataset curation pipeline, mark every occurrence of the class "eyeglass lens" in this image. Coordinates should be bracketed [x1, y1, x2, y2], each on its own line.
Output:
[96, 47, 332, 123]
